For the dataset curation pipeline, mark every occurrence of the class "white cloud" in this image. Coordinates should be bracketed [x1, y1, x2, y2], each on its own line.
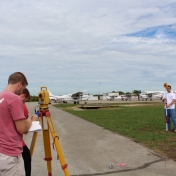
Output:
[0, 0, 176, 95]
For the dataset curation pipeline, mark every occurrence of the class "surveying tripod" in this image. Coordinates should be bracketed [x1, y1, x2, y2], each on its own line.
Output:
[30, 87, 70, 176]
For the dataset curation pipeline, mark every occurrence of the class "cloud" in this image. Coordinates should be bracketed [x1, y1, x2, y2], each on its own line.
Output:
[0, 0, 176, 95]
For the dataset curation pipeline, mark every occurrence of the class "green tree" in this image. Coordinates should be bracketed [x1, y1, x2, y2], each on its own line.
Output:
[29, 95, 38, 102]
[133, 90, 141, 96]
[118, 91, 124, 95]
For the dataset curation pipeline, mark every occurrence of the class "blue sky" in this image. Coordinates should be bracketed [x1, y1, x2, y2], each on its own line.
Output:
[0, 0, 176, 95]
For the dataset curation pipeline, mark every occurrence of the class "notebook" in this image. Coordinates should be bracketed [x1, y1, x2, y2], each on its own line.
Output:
[28, 121, 42, 132]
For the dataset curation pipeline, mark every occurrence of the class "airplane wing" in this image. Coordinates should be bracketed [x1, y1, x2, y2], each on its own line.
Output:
[71, 90, 87, 97]
[143, 91, 164, 94]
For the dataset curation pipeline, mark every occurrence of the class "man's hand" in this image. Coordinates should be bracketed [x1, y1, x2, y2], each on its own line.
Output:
[162, 98, 167, 102]
[166, 99, 175, 108]
[31, 114, 39, 121]
[31, 111, 40, 121]
[166, 104, 170, 108]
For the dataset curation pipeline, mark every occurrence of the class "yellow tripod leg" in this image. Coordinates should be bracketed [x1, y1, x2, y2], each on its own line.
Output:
[30, 117, 42, 158]
[41, 116, 52, 176]
[30, 132, 38, 158]
[45, 113, 70, 176]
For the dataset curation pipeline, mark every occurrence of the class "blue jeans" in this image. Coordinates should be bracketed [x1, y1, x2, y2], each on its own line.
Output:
[164, 109, 176, 130]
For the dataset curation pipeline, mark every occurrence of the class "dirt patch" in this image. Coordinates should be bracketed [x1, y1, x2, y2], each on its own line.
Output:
[98, 107, 122, 110]
[156, 145, 176, 161]
[119, 104, 155, 107]
[71, 107, 84, 111]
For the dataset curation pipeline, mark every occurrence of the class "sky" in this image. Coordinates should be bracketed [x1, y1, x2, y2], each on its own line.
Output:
[0, 0, 176, 95]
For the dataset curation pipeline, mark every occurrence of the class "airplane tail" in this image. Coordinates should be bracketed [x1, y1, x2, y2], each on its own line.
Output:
[48, 90, 55, 97]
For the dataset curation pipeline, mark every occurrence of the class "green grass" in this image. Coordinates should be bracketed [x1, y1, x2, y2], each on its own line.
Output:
[54, 103, 176, 160]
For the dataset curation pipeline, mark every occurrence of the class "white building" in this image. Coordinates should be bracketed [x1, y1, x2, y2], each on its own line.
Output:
[84, 94, 98, 100]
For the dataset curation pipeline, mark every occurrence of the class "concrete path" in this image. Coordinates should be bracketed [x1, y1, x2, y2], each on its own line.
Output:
[24, 102, 176, 176]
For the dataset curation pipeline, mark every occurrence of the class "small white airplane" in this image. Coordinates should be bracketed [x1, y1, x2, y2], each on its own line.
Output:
[106, 95, 122, 101]
[139, 91, 165, 101]
[139, 93, 153, 101]
[48, 90, 90, 104]
[121, 94, 132, 101]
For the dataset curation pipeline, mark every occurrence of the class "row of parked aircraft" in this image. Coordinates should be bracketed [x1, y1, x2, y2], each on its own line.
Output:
[48, 90, 167, 104]
[106, 91, 165, 101]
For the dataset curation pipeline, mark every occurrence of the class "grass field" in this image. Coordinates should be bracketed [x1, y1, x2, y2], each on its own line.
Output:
[54, 102, 176, 161]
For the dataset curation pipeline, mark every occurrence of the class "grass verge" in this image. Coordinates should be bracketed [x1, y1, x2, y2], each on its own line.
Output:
[54, 103, 176, 160]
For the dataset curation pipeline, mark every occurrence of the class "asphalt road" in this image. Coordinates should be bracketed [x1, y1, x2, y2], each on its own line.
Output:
[24, 101, 176, 176]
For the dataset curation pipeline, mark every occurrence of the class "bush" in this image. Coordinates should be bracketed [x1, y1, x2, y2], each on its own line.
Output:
[29, 96, 38, 102]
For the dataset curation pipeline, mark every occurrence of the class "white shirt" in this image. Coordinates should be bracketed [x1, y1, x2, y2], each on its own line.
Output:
[163, 92, 176, 109]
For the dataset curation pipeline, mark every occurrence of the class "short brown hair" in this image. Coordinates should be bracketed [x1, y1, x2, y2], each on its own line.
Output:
[22, 88, 30, 100]
[8, 72, 28, 86]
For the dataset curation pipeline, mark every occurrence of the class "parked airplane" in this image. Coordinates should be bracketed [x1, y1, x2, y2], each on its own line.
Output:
[139, 91, 165, 101]
[121, 94, 132, 101]
[106, 95, 122, 101]
[139, 93, 153, 101]
[48, 90, 90, 104]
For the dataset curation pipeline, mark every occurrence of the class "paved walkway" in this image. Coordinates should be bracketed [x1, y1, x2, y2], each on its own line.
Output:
[24, 102, 176, 176]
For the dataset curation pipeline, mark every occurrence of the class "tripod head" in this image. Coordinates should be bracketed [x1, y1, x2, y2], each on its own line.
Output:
[38, 87, 50, 110]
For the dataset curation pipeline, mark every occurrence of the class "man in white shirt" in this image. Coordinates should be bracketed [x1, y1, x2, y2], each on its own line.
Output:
[162, 85, 176, 132]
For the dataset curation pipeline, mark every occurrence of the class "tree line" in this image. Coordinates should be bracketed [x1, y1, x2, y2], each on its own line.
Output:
[112, 90, 141, 96]
[29, 95, 38, 102]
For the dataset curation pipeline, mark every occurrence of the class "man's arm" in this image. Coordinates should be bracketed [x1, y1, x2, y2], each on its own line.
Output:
[166, 99, 176, 108]
[14, 114, 38, 134]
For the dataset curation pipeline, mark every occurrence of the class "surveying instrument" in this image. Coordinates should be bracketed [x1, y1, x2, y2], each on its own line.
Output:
[30, 87, 70, 176]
